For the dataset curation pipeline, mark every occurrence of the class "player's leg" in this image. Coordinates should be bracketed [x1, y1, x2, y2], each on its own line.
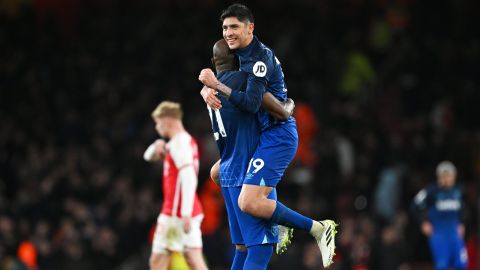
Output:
[428, 233, 450, 270]
[239, 123, 337, 266]
[149, 253, 171, 270]
[244, 244, 274, 270]
[151, 215, 174, 270]
[182, 215, 208, 270]
[452, 235, 468, 270]
[231, 186, 278, 268]
[232, 245, 248, 270]
[183, 248, 208, 270]
[222, 187, 248, 270]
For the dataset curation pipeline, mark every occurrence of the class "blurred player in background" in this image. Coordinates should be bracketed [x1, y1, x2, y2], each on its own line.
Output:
[201, 39, 295, 270]
[413, 161, 468, 270]
[199, 3, 337, 268]
[143, 101, 208, 270]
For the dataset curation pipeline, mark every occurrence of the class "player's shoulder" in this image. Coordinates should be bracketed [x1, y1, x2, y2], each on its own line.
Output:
[168, 131, 193, 149]
[251, 38, 276, 66]
[452, 185, 463, 195]
[241, 37, 277, 78]
[425, 183, 438, 193]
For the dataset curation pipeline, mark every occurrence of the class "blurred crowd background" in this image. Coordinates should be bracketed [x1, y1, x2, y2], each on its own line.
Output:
[0, 0, 479, 269]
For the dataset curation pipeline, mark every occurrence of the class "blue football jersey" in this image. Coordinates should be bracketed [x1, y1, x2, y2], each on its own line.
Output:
[414, 184, 463, 232]
[229, 36, 294, 131]
[208, 70, 260, 187]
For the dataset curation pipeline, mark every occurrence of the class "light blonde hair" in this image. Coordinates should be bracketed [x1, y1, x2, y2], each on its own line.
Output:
[151, 101, 183, 119]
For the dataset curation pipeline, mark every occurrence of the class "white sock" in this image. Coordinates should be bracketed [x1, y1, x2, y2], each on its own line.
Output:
[309, 220, 324, 235]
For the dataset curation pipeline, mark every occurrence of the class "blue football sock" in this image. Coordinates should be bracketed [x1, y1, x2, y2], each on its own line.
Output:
[231, 249, 247, 270]
[244, 244, 273, 270]
[270, 201, 313, 232]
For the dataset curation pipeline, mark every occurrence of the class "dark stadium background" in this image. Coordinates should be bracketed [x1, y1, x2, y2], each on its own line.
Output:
[0, 0, 478, 269]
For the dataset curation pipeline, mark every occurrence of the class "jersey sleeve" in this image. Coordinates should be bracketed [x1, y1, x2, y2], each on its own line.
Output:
[411, 186, 432, 223]
[169, 133, 194, 168]
[169, 133, 198, 217]
[229, 54, 274, 114]
[413, 188, 429, 210]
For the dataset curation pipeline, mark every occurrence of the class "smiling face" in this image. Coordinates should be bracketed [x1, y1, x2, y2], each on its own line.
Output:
[222, 16, 254, 50]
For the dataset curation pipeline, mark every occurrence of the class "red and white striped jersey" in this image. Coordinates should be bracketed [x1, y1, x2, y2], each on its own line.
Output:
[160, 131, 203, 217]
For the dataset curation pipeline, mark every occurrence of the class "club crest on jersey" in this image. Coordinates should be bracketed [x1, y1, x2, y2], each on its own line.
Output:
[253, 61, 267, 77]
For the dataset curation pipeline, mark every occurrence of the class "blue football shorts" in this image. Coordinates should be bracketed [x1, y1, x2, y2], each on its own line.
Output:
[243, 122, 298, 187]
[222, 186, 279, 247]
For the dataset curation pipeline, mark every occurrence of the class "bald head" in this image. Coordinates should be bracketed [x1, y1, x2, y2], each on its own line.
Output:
[212, 39, 238, 72]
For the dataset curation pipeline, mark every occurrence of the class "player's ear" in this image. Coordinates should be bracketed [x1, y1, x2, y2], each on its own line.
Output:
[248, 22, 254, 35]
[211, 57, 215, 68]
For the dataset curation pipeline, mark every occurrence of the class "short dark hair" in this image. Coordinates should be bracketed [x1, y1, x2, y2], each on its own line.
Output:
[220, 4, 254, 23]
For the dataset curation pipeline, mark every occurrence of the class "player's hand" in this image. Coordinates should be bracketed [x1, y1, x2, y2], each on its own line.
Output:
[284, 98, 295, 118]
[154, 139, 166, 159]
[199, 68, 218, 89]
[421, 221, 433, 236]
[183, 217, 192, 233]
[458, 224, 465, 237]
[200, 86, 222, 109]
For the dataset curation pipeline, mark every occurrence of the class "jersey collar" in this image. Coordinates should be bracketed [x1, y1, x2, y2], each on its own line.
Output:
[236, 35, 259, 58]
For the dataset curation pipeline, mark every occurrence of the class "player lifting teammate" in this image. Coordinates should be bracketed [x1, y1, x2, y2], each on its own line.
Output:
[199, 4, 337, 268]
[202, 38, 296, 270]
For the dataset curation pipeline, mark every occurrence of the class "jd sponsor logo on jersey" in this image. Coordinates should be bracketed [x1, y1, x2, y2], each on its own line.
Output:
[436, 199, 461, 211]
[253, 61, 267, 77]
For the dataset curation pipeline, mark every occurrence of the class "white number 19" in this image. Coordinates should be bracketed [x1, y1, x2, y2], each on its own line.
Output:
[247, 158, 265, 174]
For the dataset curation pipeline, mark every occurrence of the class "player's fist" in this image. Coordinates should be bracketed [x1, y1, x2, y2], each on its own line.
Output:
[421, 221, 433, 236]
[284, 98, 295, 118]
[199, 68, 218, 89]
[200, 86, 222, 109]
[154, 139, 166, 159]
[183, 217, 192, 233]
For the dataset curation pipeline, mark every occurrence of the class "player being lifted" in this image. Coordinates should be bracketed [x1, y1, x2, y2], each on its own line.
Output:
[143, 101, 208, 270]
[199, 4, 337, 268]
[201, 39, 296, 270]
[413, 161, 468, 270]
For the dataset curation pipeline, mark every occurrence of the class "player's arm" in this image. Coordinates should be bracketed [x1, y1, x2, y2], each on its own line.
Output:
[143, 139, 166, 162]
[262, 92, 295, 121]
[412, 188, 433, 236]
[458, 187, 467, 237]
[199, 68, 265, 114]
[169, 135, 198, 232]
[200, 86, 222, 109]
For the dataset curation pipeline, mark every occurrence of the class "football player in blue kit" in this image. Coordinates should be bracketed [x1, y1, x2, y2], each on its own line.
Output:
[202, 39, 295, 270]
[413, 161, 468, 270]
[199, 4, 337, 268]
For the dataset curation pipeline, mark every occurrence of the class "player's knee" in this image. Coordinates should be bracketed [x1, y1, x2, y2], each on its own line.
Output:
[183, 252, 195, 267]
[238, 195, 258, 214]
[184, 251, 207, 270]
[210, 161, 220, 186]
[235, 244, 247, 252]
[149, 254, 160, 270]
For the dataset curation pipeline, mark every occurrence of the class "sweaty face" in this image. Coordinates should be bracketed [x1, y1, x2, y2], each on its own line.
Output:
[438, 171, 456, 188]
[222, 17, 253, 49]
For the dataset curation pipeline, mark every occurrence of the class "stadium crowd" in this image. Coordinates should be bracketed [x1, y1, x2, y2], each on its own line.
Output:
[0, 0, 478, 269]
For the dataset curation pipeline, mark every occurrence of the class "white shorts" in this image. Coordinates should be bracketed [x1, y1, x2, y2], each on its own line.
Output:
[152, 214, 204, 254]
